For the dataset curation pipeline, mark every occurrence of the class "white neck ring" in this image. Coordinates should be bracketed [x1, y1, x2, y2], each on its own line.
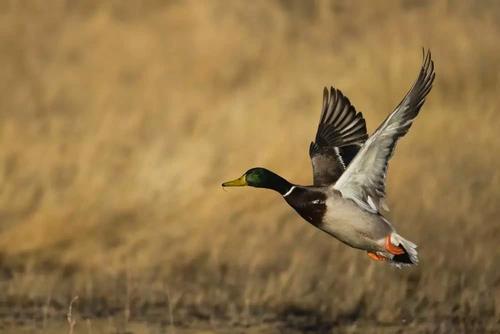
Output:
[283, 186, 296, 197]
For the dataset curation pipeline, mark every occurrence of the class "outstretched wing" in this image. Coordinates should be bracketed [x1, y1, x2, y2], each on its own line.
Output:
[333, 50, 435, 213]
[309, 87, 368, 186]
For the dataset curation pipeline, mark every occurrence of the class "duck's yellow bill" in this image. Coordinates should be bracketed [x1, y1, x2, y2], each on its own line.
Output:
[222, 175, 247, 187]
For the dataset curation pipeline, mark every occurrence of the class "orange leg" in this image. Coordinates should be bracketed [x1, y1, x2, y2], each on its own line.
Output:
[384, 235, 405, 255]
[367, 252, 385, 261]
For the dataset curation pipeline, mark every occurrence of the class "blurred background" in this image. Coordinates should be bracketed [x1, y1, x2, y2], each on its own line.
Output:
[0, 0, 499, 333]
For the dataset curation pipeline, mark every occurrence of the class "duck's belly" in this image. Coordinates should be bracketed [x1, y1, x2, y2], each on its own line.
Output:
[319, 197, 392, 250]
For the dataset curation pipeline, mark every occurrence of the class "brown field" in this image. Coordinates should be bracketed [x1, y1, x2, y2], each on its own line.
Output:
[0, 1, 499, 333]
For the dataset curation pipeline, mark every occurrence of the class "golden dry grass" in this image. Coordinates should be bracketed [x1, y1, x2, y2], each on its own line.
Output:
[0, 0, 499, 333]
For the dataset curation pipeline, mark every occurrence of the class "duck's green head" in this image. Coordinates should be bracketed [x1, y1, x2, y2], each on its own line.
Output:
[222, 167, 291, 194]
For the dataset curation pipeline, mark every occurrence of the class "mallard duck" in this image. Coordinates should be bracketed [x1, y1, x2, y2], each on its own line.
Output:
[222, 51, 435, 267]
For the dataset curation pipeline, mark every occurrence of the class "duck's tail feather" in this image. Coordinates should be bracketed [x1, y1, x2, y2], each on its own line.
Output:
[389, 233, 419, 268]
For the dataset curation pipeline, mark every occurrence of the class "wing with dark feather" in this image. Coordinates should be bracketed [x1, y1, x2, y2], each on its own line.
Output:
[309, 87, 368, 186]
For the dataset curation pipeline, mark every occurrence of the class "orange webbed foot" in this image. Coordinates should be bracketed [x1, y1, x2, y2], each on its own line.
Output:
[367, 252, 385, 261]
[384, 235, 405, 255]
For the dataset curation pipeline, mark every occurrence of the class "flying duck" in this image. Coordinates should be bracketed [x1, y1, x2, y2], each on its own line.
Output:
[222, 51, 435, 267]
